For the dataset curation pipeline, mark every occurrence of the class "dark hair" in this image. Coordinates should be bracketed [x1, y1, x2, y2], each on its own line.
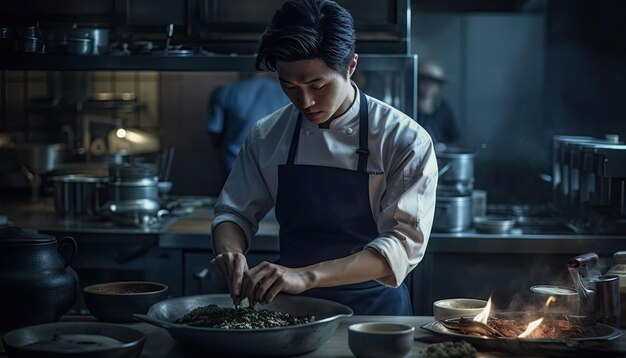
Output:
[256, 0, 356, 78]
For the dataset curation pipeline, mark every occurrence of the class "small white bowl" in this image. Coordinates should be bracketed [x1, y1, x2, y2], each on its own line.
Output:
[433, 298, 488, 321]
[348, 322, 414, 358]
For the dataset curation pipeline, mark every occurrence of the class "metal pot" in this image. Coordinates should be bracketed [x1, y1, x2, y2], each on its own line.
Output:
[437, 148, 475, 196]
[109, 162, 158, 181]
[51, 175, 108, 217]
[0, 143, 68, 174]
[106, 199, 166, 226]
[67, 37, 93, 55]
[0, 226, 78, 330]
[0, 143, 68, 201]
[108, 177, 159, 202]
[109, 163, 157, 181]
[433, 195, 473, 233]
[0, 27, 16, 53]
[530, 285, 578, 315]
[85, 27, 109, 55]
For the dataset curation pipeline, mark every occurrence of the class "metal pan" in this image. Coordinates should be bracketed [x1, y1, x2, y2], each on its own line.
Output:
[421, 315, 623, 356]
[134, 293, 353, 357]
[3, 322, 145, 358]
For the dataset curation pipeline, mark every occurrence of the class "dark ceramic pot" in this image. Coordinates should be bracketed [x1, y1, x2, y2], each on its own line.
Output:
[0, 226, 78, 330]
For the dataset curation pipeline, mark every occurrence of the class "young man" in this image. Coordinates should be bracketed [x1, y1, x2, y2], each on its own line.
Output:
[210, 0, 437, 315]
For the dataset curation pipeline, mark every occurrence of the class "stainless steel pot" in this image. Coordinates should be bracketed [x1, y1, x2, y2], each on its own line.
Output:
[530, 285, 578, 315]
[51, 175, 108, 217]
[108, 177, 159, 202]
[106, 199, 165, 226]
[437, 148, 475, 196]
[109, 162, 158, 181]
[134, 294, 353, 357]
[86, 27, 109, 55]
[433, 195, 472, 233]
[67, 37, 93, 55]
[0, 143, 68, 201]
[0, 143, 68, 174]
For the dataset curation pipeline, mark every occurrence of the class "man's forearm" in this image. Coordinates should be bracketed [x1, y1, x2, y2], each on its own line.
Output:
[213, 221, 248, 254]
[300, 248, 393, 289]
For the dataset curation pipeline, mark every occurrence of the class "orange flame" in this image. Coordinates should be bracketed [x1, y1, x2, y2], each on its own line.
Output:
[518, 317, 544, 338]
[518, 296, 553, 338]
[473, 296, 492, 324]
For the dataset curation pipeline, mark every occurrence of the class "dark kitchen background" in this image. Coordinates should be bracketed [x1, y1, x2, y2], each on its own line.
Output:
[0, 0, 624, 203]
[1, 0, 626, 319]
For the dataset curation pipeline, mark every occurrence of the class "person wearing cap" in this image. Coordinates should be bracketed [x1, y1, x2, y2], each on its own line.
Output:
[418, 60, 461, 147]
[209, 0, 438, 316]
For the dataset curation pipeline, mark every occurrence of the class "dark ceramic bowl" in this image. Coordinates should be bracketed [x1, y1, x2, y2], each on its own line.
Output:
[84, 281, 168, 323]
[348, 322, 415, 358]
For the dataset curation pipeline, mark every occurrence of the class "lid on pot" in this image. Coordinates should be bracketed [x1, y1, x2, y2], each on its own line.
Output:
[0, 226, 55, 245]
[51, 174, 108, 183]
[436, 147, 476, 159]
[109, 162, 157, 181]
[436, 194, 472, 203]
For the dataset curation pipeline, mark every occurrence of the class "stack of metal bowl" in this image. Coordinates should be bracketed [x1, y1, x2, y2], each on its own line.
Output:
[433, 148, 476, 233]
[106, 163, 163, 226]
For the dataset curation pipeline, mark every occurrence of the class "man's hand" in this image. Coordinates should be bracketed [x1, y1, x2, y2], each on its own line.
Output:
[241, 261, 314, 307]
[211, 222, 249, 305]
[210, 252, 248, 306]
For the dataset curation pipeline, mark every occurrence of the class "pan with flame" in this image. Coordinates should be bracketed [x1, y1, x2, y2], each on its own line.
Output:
[421, 296, 623, 355]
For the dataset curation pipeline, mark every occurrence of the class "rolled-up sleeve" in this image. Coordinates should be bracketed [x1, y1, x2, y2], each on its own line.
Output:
[211, 121, 275, 253]
[365, 130, 438, 287]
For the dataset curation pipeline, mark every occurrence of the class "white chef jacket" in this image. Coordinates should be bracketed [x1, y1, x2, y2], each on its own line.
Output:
[212, 86, 438, 287]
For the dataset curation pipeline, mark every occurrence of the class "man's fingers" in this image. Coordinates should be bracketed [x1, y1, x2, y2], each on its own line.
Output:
[263, 278, 284, 304]
[256, 275, 278, 304]
[243, 272, 265, 307]
[230, 256, 247, 298]
[210, 256, 226, 277]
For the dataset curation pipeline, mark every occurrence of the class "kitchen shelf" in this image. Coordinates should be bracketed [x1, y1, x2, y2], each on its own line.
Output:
[0, 53, 416, 72]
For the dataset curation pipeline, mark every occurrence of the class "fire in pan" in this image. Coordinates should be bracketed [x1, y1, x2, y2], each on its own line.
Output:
[422, 298, 623, 356]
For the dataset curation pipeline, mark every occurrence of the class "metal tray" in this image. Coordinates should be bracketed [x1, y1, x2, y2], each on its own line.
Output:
[421, 316, 623, 356]
[134, 293, 353, 357]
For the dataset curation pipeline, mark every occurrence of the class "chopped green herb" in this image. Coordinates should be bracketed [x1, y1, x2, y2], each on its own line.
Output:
[422, 341, 477, 358]
[176, 304, 314, 329]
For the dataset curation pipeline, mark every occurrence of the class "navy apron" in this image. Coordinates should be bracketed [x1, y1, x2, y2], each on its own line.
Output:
[274, 91, 412, 315]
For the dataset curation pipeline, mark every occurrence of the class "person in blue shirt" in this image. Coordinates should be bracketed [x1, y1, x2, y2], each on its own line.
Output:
[207, 74, 290, 173]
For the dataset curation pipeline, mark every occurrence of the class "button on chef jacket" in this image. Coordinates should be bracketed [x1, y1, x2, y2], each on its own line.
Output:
[212, 85, 438, 287]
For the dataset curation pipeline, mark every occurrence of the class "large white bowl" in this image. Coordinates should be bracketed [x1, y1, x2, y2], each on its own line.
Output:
[433, 298, 488, 321]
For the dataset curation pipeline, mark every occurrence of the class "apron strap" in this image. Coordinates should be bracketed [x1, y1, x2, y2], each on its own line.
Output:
[356, 90, 369, 173]
[287, 114, 303, 165]
[286, 90, 370, 171]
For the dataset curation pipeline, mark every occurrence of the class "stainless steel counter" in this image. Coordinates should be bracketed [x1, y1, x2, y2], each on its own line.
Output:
[4, 199, 626, 315]
[3, 199, 626, 255]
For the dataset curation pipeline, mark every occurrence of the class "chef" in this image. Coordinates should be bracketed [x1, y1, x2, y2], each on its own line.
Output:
[210, 0, 438, 315]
